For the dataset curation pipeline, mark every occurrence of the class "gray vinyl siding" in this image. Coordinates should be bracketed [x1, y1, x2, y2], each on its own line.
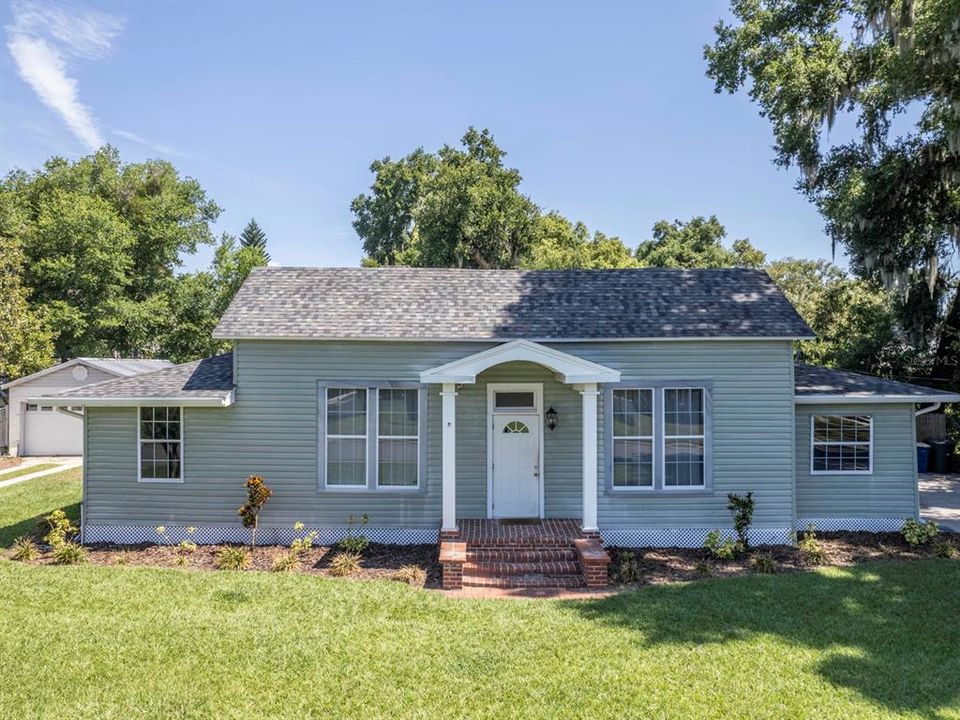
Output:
[795, 403, 919, 519]
[84, 339, 796, 531]
[563, 341, 795, 531]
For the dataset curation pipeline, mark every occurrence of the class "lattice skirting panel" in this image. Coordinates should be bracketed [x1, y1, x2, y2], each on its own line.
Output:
[83, 525, 439, 546]
[600, 527, 793, 548]
[795, 517, 906, 533]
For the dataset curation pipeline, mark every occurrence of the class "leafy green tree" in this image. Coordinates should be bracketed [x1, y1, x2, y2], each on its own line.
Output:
[1, 147, 220, 359]
[0, 221, 54, 379]
[523, 213, 639, 269]
[706, 0, 960, 386]
[635, 216, 766, 269]
[239, 218, 270, 262]
[162, 235, 268, 363]
[352, 128, 540, 268]
[766, 257, 922, 377]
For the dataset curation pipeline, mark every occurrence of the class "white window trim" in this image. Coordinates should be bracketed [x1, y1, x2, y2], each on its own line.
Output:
[137, 406, 184, 484]
[375, 387, 421, 491]
[611, 388, 656, 491]
[810, 414, 874, 476]
[324, 387, 370, 490]
[661, 387, 707, 491]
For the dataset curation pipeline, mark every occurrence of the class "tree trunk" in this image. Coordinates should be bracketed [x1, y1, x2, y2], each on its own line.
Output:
[930, 285, 960, 391]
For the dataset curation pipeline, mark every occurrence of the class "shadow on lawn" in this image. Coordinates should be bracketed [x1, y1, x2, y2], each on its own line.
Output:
[569, 561, 960, 717]
[0, 501, 81, 547]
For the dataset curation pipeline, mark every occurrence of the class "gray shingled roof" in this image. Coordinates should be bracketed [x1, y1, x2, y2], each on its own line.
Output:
[213, 267, 814, 341]
[79, 358, 174, 377]
[43, 353, 234, 403]
[795, 364, 959, 400]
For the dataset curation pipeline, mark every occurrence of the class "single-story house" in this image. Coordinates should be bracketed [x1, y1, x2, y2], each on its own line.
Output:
[2, 358, 173, 456]
[35, 267, 959, 589]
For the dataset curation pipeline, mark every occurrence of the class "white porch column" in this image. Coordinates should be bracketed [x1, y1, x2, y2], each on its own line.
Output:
[441, 383, 458, 532]
[580, 382, 599, 533]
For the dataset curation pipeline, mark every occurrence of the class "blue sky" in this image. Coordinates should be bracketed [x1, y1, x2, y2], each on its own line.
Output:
[0, 0, 843, 271]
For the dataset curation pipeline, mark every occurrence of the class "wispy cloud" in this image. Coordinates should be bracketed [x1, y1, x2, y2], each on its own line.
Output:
[111, 129, 190, 158]
[6, 1, 123, 150]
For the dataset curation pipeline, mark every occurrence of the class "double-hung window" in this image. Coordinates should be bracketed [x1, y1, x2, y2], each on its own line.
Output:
[322, 385, 421, 490]
[325, 388, 368, 487]
[139, 407, 182, 482]
[377, 388, 419, 488]
[612, 389, 654, 488]
[663, 388, 706, 488]
[811, 415, 872, 473]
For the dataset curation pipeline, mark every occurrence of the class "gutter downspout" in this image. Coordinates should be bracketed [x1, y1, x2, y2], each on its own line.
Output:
[915, 402, 941, 417]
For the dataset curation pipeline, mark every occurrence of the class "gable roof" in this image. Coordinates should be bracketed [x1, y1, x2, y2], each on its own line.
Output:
[213, 267, 814, 342]
[1, 357, 173, 390]
[794, 364, 960, 403]
[33, 354, 234, 407]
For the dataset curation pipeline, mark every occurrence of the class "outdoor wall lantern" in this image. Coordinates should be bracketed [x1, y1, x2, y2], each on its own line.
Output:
[545, 406, 559, 431]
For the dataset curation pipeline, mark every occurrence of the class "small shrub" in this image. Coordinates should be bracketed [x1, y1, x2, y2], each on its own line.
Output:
[52, 541, 87, 565]
[43, 509, 77, 548]
[616, 550, 641, 583]
[114, 552, 130, 566]
[902, 518, 939, 546]
[328, 551, 362, 577]
[11, 536, 38, 562]
[727, 492, 755, 550]
[933, 539, 958, 558]
[704, 529, 738, 560]
[175, 541, 198, 567]
[290, 521, 318, 558]
[798, 524, 826, 565]
[751, 551, 778, 574]
[391, 565, 427, 586]
[694, 560, 715, 576]
[238, 475, 273, 548]
[271, 552, 300, 573]
[338, 513, 370, 554]
[215, 546, 251, 571]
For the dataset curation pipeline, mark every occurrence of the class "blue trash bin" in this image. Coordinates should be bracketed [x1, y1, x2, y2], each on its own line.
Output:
[917, 443, 931, 473]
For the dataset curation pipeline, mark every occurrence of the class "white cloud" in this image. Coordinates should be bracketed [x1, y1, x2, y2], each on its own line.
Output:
[6, 1, 123, 151]
[111, 129, 188, 158]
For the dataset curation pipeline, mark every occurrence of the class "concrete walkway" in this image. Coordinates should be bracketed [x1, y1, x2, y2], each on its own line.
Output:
[919, 473, 960, 533]
[0, 457, 82, 489]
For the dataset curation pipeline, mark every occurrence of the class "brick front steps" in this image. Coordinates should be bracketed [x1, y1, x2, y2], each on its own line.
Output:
[439, 519, 610, 590]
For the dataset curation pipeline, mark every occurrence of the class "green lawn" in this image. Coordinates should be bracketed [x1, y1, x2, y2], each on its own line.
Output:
[1, 471, 959, 719]
[0, 462, 61, 482]
[0, 466, 81, 546]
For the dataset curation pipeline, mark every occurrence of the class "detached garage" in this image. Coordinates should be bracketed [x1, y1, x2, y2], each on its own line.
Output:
[2, 358, 172, 457]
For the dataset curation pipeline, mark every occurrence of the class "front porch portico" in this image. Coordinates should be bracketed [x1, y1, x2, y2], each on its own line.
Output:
[420, 339, 620, 535]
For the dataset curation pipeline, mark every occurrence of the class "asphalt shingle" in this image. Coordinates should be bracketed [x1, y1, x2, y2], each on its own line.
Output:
[794, 364, 956, 399]
[212, 267, 814, 341]
[47, 353, 234, 401]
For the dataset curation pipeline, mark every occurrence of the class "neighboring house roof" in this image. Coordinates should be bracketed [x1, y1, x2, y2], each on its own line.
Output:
[34, 354, 235, 407]
[1, 357, 174, 390]
[213, 267, 815, 341]
[794, 364, 960, 404]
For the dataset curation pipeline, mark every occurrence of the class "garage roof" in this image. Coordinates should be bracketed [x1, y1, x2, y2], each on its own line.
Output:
[1, 357, 173, 390]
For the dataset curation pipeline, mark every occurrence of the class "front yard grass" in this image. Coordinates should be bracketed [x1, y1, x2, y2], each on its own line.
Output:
[0, 466, 80, 547]
[1, 469, 958, 718]
[0, 462, 60, 482]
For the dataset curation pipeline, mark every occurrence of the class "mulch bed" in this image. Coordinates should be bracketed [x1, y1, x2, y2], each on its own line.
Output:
[7, 531, 956, 592]
[0, 457, 23, 471]
[607, 530, 959, 589]
[18, 542, 442, 588]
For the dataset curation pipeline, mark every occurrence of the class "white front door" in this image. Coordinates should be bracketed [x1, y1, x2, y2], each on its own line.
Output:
[492, 414, 540, 518]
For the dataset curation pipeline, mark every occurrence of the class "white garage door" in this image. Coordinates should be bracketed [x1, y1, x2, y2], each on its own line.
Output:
[23, 405, 83, 456]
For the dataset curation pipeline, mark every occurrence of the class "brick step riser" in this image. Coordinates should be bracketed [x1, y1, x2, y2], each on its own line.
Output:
[462, 574, 586, 589]
[464, 561, 582, 577]
[462, 540, 580, 550]
[466, 549, 578, 563]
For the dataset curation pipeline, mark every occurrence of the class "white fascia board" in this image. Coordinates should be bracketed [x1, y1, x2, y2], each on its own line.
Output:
[420, 339, 621, 385]
[27, 391, 235, 408]
[794, 393, 960, 405]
